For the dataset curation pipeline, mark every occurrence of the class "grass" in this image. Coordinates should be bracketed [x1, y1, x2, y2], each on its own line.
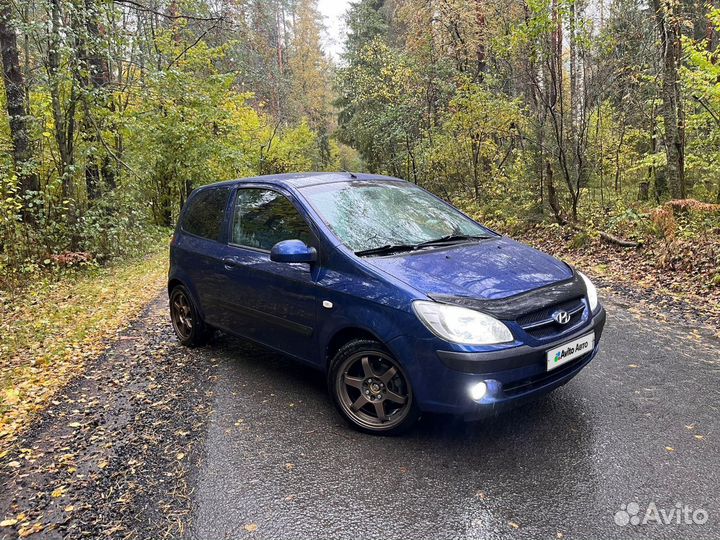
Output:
[0, 243, 169, 453]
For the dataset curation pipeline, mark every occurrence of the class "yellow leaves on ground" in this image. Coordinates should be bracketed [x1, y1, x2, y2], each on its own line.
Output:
[0, 245, 168, 453]
[18, 522, 44, 537]
[244, 523, 258, 533]
[0, 512, 44, 537]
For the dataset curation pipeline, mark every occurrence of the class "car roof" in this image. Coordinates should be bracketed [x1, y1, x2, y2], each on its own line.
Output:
[194, 172, 406, 191]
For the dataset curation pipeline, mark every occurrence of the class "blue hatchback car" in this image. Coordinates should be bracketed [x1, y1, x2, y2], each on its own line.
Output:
[169, 172, 605, 434]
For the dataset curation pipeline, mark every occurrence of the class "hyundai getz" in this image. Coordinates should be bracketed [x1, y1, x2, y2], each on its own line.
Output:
[168, 173, 606, 434]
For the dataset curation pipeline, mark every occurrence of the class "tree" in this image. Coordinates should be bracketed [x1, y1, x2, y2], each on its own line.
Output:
[653, 0, 686, 199]
[289, 0, 331, 127]
[0, 0, 38, 213]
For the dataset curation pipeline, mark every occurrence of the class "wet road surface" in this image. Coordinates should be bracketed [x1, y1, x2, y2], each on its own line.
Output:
[186, 293, 720, 540]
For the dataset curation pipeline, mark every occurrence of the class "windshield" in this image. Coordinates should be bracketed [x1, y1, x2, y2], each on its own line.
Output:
[300, 181, 495, 253]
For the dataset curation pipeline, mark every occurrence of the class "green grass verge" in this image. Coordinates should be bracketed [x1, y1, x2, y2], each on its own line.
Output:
[0, 243, 169, 453]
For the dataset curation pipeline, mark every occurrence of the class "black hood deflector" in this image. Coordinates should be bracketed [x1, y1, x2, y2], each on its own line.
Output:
[428, 270, 587, 320]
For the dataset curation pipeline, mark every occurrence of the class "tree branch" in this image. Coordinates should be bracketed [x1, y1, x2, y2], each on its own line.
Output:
[112, 0, 224, 22]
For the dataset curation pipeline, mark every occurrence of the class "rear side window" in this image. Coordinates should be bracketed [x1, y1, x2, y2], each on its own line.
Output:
[181, 188, 230, 241]
[231, 188, 314, 250]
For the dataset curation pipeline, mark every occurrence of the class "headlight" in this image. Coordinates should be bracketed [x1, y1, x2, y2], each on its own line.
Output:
[413, 301, 513, 345]
[578, 271, 598, 312]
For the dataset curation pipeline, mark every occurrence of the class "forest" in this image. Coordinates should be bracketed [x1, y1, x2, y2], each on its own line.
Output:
[1, 3, 720, 533]
[0, 0, 719, 291]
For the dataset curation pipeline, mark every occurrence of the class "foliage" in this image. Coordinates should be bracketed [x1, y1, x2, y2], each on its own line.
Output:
[336, 38, 424, 178]
[335, 0, 720, 253]
[422, 82, 524, 202]
[0, 0, 340, 287]
[0, 243, 168, 449]
[262, 119, 335, 173]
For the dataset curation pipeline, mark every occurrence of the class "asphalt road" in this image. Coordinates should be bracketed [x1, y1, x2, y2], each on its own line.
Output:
[186, 292, 720, 540]
[2, 290, 718, 539]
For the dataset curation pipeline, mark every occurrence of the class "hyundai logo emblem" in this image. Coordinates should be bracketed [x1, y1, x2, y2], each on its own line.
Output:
[552, 310, 571, 325]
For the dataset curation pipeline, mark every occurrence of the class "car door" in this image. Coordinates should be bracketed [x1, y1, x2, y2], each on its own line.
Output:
[217, 186, 320, 362]
[174, 186, 233, 324]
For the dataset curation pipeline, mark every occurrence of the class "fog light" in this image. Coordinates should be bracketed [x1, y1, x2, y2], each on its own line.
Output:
[469, 381, 487, 401]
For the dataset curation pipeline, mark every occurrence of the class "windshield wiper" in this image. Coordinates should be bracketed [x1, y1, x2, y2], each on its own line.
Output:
[355, 235, 493, 257]
[415, 234, 492, 247]
[354, 244, 419, 257]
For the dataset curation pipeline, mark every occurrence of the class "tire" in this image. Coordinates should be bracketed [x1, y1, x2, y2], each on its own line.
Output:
[328, 339, 420, 435]
[169, 285, 212, 347]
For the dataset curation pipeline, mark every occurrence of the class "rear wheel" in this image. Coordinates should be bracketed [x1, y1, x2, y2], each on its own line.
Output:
[169, 285, 212, 346]
[329, 339, 420, 435]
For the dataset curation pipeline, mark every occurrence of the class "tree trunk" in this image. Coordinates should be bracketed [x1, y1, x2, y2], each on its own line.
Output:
[474, 0, 486, 80]
[545, 160, 566, 225]
[48, 0, 76, 199]
[0, 0, 39, 212]
[76, 0, 113, 201]
[653, 0, 685, 199]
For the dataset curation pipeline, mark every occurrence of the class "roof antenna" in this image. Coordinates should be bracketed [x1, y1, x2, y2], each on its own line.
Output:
[342, 170, 358, 179]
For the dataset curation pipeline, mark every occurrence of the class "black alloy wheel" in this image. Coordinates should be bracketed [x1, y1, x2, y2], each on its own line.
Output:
[330, 339, 419, 434]
[169, 285, 212, 347]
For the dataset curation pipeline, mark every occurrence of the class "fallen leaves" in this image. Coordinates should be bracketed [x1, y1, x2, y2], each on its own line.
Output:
[0, 294, 220, 539]
[18, 522, 44, 537]
[0, 519, 18, 527]
[0, 246, 167, 453]
[244, 523, 258, 533]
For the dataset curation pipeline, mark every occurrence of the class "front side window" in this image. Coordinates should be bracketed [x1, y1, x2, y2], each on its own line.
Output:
[300, 181, 495, 253]
[181, 187, 230, 241]
[231, 188, 314, 250]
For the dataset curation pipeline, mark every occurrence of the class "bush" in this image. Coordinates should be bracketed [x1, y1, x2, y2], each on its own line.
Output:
[0, 187, 168, 290]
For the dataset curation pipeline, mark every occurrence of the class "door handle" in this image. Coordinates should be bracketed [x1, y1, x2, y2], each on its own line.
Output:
[222, 257, 241, 269]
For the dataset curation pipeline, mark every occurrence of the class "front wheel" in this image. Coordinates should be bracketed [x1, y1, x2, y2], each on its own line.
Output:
[169, 285, 212, 347]
[329, 339, 420, 435]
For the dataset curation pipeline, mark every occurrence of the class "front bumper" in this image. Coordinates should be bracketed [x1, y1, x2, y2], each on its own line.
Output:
[391, 306, 606, 418]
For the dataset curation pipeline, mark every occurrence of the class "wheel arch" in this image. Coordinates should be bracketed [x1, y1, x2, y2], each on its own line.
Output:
[167, 278, 184, 295]
[325, 326, 384, 368]
[167, 275, 206, 322]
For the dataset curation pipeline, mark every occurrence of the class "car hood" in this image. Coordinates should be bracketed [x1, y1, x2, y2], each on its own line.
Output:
[363, 236, 573, 300]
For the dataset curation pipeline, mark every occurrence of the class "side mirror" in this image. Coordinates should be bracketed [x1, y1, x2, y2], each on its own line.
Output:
[270, 239, 317, 264]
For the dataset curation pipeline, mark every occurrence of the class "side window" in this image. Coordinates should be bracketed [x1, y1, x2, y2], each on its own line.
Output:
[181, 188, 230, 241]
[232, 188, 315, 250]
